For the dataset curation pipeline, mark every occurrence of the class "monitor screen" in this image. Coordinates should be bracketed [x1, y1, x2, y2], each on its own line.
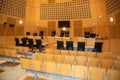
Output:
[58, 21, 70, 28]
[9, 24, 14, 27]
[84, 31, 90, 38]
[26, 32, 30, 36]
[33, 33, 37, 36]
[39, 31, 44, 36]
[51, 31, 56, 36]
[90, 33, 96, 38]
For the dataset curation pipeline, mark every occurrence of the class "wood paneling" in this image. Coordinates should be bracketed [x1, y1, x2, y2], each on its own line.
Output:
[7, 17, 16, 24]
[48, 0, 55, 3]
[74, 20, 82, 28]
[74, 28, 83, 37]
[0, 24, 5, 36]
[109, 25, 120, 39]
[74, 20, 83, 37]
[48, 21, 56, 28]
[16, 26, 24, 36]
[115, 12, 120, 24]
[6, 26, 15, 36]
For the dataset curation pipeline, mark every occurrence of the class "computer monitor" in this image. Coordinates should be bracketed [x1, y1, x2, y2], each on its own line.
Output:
[39, 31, 44, 36]
[90, 33, 96, 38]
[33, 33, 37, 36]
[58, 21, 70, 28]
[26, 32, 30, 36]
[60, 31, 65, 37]
[51, 31, 56, 36]
[65, 31, 69, 37]
[84, 31, 90, 38]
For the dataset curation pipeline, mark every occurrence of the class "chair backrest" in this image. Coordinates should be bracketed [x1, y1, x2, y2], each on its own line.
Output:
[43, 61, 56, 74]
[77, 42, 85, 51]
[93, 42, 103, 52]
[72, 65, 88, 79]
[64, 55, 76, 64]
[28, 39, 33, 45]
[35, 52, 44, 61]
[61, 50, 68, 55]
[88, 67, 106, 80]
[39, 31, 44, 36]
[77, 51, 87, 56]
[44, 53, 54, 62]
[15, 38, 20, 46]
[99, 58, 114, 69]
[65, 31, 69, 37]
[31, 59, 43, 72]
[20, 57, 31, 70]
[45, 48, 53, 54]
[69, 50, 77, 56]
[54, 54, 64, 63]
[36, 39, 42, 46]
[60, 31, 64, 37]
[88, 57, 100, 67]
[57, 63, 72, 76]
[51, 31, 56, 36]
[66, 41, 74, 50]
[87, 52, 96, 57]
[57, 41, 64, 50]
[76, 56, 88, 66]
[21, 38, 27, 46]
[36, 39, 42, 51]
[107, 69, 120, 80]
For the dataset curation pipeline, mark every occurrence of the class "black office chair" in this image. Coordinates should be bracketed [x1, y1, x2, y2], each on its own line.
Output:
[93, 42, 103, 52]
[21, 38, 28, 46]
[66, 41, 74, 50]
[28, 39, 34, 51]
[77, 42, 85, 51]
[36, 39, 43, 52]
[60, 31, 64, 37]
[51, 31, 56, 37]
[65, 31, 69, 37]
[57, 41, 65, 50]
[15, 38, 21, 46]
[39, 31, 44, 36]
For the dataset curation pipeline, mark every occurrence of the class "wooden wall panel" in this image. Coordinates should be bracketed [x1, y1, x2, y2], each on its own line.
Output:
[16, 26, 24, 36]
[74, 28, 83, 37]
[110, 39, 120, 55]
[7, 17, 16, 24]
[83, 27, 92, 33]
[109, 24, 120, 39]
[74, 20, 82, 28]
[48, 28, 55, 36]
[48, 21, 56, 28]
[5, 36, 15, 46]
[74, 20, 83, 37]
[6, 26, 15, 36]
[48, 21, 56, 36]
[0, 24, 6, 36]
[115, 12, 120, 24]
[0, 36, 5, 46]
[48, 0, 55, 3]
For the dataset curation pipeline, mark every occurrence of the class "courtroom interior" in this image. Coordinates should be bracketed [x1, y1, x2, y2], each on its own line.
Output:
[0, 0, 120, 80]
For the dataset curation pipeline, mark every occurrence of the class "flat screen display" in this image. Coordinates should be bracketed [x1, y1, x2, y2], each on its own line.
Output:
[58, 21, 70, 28]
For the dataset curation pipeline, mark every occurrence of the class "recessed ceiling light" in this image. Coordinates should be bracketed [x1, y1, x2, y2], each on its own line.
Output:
[19, 20, 23, 24]
[110, 17, 113, 22]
